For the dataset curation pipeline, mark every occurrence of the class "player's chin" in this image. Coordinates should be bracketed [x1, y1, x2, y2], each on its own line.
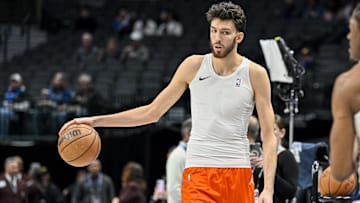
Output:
[213, 53, 226, 58]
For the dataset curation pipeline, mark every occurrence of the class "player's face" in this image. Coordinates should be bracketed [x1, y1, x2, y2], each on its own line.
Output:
[347, 17, 360, 60]
[209, 18, 244, 58]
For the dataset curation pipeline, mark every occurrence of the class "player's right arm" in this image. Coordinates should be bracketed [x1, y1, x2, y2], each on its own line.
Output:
[330, 71, 356, 181]
[59, 55, 202, 134]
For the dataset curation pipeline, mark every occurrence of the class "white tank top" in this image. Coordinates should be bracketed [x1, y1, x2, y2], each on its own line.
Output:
[186, 53, 254, 168]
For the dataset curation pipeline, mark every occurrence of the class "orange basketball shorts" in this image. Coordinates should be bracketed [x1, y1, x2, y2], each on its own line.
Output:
[182, 167, 254, 203]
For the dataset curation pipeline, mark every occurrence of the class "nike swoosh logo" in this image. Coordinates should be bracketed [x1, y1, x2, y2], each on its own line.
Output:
[199, 76, 211, 81]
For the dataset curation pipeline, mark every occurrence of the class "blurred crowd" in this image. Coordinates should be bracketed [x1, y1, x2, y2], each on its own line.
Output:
[0, 2, 186, 137]
[0, 156, 146, 203]
[0, 71, 105, 136]
[0, 148, 178, 203]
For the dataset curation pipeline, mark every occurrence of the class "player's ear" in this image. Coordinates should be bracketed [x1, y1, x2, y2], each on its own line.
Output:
[236, 32, 244, 43]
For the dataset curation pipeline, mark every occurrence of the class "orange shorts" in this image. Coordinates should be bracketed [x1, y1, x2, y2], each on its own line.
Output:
[182, 167, 254, 203]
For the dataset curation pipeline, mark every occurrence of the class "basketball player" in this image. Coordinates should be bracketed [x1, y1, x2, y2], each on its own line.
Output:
[329, 3, 360, 183]
[60, 2, 277, 202]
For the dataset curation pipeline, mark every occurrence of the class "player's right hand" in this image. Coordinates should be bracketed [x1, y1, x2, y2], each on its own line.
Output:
[58, 117, 94, 136]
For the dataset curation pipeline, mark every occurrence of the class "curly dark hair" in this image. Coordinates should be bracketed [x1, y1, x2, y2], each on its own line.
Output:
[206, 1, 246, 33]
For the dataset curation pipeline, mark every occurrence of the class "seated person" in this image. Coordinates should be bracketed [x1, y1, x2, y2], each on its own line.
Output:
[73, 73, 104, 116]
[120, 31, 149, 64]
[111, 8, 132, 38]
[157, 10, 183, 37]
[132, 13, 157, 37]
[35, 72, 73, 134]
[97, 37, 121, 64]
[0, 73, 30, 136]
[75, 32, 99, 68]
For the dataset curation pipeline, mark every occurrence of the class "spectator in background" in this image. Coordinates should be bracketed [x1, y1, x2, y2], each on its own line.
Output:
[74, 7, 98, 33]
[247, 115, 260, 144]
[157, 11, 183, 37]
[63, 169, 87, 203]
[74, 73, 103, 115]
[250, 114, 299, 203]
[246, 115, 263, 198]
[121, 31, 149, 64]
[0, 73, 30, 136]
[98, 37, 121, 64]
[36, 72, 73, 134]
[75, 32, 99, 68]
[132, 13, 157, 36]
[112, 8, 132, 38]
[41, 72, 73, 108]
[113, 161, 146, 203]
[40, 166, 64, 203]
[0, 156, 27, 203]
[165, 118, 191, 203]
[73, 159, 115, 203]
[26, 162, 46, 203]
[14, 156, 25, 182]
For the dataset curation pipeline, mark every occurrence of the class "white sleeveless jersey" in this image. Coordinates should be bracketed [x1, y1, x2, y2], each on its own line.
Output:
[186, 53, 254, 168]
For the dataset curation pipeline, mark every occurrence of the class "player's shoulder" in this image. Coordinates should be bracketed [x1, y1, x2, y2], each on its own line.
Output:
[176, 54, 206, 76]
[182, 54, 205, 67]
[335, 63, 360, 90]
[333, 63, 360, 102]
[248, 59, 268, 77]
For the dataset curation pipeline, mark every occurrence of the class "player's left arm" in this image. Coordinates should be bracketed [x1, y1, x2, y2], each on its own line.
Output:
[330, 74, 356, 181]
[250, 63, 277, 196]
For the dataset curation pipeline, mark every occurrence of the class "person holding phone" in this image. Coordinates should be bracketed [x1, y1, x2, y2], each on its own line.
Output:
[149, 178, 167, 203]
[250, 114, 299, 203]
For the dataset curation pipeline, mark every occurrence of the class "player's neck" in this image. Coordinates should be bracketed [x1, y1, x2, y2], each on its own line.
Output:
[212, 52, 243, 76]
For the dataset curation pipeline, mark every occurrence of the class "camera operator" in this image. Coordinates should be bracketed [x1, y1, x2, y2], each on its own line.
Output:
[248, 114, 299, 203]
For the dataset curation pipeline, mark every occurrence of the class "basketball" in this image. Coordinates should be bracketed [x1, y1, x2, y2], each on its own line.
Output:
[319, 166, 357, 196]
[58, 124, 101, 167]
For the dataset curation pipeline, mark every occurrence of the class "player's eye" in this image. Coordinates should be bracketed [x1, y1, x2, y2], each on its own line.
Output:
[222, 31, 230, 35]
